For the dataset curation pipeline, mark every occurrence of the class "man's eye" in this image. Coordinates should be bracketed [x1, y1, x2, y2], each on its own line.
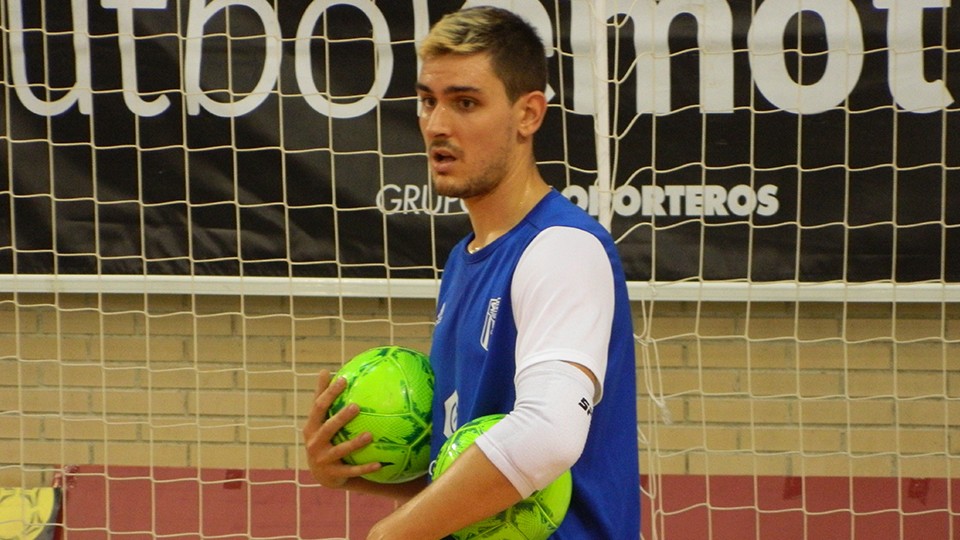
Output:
[459, 99, 475, 110]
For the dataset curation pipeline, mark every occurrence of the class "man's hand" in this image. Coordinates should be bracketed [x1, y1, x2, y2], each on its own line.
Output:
[302, 369, 381, 488]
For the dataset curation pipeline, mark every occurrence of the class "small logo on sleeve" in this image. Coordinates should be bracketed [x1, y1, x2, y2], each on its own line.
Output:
[578, 397, 594, 416]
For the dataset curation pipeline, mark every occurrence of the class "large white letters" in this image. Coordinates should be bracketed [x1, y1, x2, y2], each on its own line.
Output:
[102, 0, 171, 117]
[295, 0, 393, 118]
[874, 0, 955, 112]
[749, 0, 864, 114]
[8, 0, 92, 115]
[185, 0, 282, 116]
[4, 1, 954, 118]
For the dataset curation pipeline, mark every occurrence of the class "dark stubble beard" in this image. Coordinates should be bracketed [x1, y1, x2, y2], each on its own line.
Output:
[430, 139, 511, 200]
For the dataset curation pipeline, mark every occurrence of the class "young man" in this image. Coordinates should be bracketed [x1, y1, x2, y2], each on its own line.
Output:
[303, 7, 640, 539]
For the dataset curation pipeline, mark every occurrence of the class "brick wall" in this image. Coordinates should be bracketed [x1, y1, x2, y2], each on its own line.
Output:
[639, 301, 960, 480]
[2, 294, 957, 487]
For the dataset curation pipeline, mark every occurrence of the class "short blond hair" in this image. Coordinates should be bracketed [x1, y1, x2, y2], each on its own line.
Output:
[419, 7, 547, 103]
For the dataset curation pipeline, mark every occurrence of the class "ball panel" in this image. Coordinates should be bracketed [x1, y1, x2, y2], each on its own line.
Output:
[508, 500, 557, 538]
[460, 522, 521, 539]
[337, 413, 424, 446]
[398, 364, 434, 417]
[343, 438, 428, 484]
[532, 470, 572, 526]
[432, 414, 573, 540]
[432, 415, 500, 480]
[327, 346, 434, 484]
[341, 361, 408, 413]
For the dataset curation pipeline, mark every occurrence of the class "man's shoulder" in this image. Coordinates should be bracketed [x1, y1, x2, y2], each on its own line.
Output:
[530, 190, 609, 236]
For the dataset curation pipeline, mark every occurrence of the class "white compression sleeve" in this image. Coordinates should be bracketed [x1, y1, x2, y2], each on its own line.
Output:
[473, 360, 595, 498]
[511, 227, 613, 403]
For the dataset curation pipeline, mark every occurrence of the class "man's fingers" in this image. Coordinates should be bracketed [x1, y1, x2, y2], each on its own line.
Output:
[303, 369, 345, 436]
[301, 368, 384, 488]
[330, 428, 374, 460]
[319, 453, 383, 481]
[314, 369, 333, 398]
[304, 401, 369, 456]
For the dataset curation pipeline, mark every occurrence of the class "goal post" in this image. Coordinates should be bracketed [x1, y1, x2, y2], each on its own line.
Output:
[1, 274, 959, 303]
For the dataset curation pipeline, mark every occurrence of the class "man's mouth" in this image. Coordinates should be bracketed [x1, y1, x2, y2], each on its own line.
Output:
[431, 147, 456, 163]
[429, 144, 459, 175]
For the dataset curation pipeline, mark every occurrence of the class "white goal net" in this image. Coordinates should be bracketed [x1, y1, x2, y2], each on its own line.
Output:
[1, 1, 957, 539]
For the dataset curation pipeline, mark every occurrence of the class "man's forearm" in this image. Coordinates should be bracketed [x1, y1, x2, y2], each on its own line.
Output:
[342, 475, 428, 502]
[365, 444, 522, 540]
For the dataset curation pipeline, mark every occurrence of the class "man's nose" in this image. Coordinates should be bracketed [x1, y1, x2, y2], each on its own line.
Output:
[422, 104, 451, 137]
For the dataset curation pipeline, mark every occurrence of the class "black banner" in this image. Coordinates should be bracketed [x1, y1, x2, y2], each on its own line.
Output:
[1, 0, 957, 283]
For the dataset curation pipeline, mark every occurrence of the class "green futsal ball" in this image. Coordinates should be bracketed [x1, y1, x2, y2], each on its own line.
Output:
[432, 414, 573, 540]
[328, 346, 434, 484]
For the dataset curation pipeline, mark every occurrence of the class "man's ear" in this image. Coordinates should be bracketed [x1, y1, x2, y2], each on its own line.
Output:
[516, 90, 548, 139]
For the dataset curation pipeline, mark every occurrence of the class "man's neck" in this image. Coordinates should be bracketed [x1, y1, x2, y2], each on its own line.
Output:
[463, 169, 551, 252]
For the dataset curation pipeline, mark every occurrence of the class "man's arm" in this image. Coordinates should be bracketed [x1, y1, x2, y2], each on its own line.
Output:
[365, 443, 523, 540]
[364, 359, 596, 540]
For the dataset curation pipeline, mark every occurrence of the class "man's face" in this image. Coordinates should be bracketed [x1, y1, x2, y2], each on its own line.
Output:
[415, 53, 520, 200]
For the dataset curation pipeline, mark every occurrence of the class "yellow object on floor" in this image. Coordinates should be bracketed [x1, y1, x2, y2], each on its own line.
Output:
[0, 487, 60, 540]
